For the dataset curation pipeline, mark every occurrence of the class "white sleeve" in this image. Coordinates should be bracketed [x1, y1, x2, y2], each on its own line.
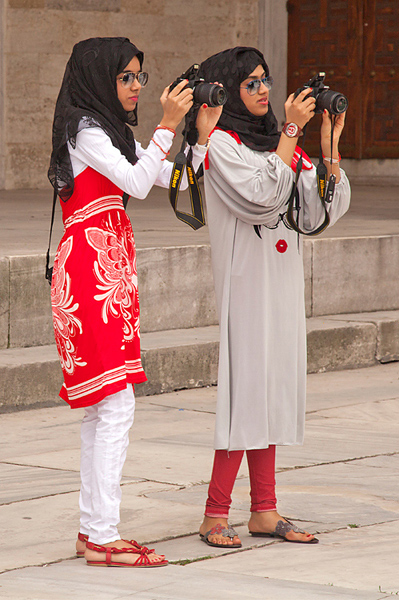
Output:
[299, 166, 351, 232]
[68, 127, 175, 200]
[205, 131, 295, 226]
[152, 143, 208, 189]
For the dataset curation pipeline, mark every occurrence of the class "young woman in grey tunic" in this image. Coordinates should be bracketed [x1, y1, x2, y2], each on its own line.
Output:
[198, 47, 351, 547]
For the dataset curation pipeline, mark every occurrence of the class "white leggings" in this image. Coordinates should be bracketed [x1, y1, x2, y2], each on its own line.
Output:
[79, 384, 135, 544]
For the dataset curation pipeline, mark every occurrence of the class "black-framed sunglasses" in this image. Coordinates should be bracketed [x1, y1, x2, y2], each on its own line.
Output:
[241, 76, 274, 96]
[118, 72, 149, 88]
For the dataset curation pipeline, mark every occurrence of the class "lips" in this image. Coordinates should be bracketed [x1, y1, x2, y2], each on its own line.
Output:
[276, 239, 288, 253]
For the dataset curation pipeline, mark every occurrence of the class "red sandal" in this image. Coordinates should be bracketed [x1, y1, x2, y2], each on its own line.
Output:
[76, 532, 89, 558]
[85, 541, 168, 567]
[76, 534, 156, 558]
[123, 539, 157, 554]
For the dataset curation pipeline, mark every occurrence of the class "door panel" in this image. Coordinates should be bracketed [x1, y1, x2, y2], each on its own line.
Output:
[287, 0, 399, 158]
[363, 0, 399, 157]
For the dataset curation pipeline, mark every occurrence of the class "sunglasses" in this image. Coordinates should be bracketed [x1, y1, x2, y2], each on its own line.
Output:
[241, 76, 274, 95]
[118, 71, 149, 88]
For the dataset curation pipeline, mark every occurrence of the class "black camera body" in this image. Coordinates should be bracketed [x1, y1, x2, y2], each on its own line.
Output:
[295, 72, 348, 115]
[169, 64, 228, 109]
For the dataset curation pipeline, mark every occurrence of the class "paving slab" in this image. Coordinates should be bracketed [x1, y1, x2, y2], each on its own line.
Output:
[1, 183, 399, 257]
[0, 560, 386, 600]
[306, 362, 399, 413]
[189, 522, 399, 596]
[0, 363, 398, 599]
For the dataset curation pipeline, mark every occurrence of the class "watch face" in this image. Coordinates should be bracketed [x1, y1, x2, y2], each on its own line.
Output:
[285, 123, 299, 137]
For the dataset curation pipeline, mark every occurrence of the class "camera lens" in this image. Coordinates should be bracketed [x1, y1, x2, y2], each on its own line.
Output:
[211, 86, 228, 106]
[333, 95, 348, 114]
[316, 89, 348, 115]
[194, 83, 228, 107]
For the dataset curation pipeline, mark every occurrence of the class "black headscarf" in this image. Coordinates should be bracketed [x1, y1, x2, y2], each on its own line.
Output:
[48, 37, 143, 200]
[198, 46, 280, 152]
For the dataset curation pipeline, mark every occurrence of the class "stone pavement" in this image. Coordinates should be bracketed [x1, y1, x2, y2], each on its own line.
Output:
[1, 362, 399, 599]
[1, 182, 399, 257]
[2, 182, 399, 411]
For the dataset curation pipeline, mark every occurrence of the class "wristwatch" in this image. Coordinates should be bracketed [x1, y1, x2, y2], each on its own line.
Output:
[282, 122, 303, 138]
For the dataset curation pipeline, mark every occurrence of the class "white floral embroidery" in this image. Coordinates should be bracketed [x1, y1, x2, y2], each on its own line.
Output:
[51, 236, 87, 375]
[85, 214, 139, 342]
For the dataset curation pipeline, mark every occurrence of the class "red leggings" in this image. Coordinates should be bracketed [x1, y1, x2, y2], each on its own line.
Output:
[205, 446, 276, 518]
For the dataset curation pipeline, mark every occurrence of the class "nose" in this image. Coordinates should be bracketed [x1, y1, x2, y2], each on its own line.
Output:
[258, 80, 269, 94]
[131, 79, 141, 91]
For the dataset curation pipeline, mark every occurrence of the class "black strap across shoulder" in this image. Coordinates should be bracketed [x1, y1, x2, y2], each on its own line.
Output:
[169, 131, 205, 231]
[285, 124, 332, 237]
[45, 187, 58, 286]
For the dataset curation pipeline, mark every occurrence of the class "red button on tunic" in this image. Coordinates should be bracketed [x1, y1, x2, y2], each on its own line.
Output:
[51, 166, 147, 409]
[276, 239, 288, 253]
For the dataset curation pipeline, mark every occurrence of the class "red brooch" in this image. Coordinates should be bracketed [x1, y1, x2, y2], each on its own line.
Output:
[276, 239, 288, 253]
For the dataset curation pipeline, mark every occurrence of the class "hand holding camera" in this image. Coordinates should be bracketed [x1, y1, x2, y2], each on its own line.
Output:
[195, 100, 224, 145]
[285, 87, 317, 130]
[320, 109, 346, 153]
[169, 64, 227, 145]
[159, 79, 194, 131]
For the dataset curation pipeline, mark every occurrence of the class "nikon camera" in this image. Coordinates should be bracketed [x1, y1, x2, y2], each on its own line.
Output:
[169, 64, 228, 108]
[295, 72, 348, 115]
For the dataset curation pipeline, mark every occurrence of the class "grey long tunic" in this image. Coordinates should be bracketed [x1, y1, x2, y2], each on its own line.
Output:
[204, 130, 351, 451]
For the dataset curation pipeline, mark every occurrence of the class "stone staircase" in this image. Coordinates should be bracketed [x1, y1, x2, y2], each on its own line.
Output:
[1, 236, 399, 411]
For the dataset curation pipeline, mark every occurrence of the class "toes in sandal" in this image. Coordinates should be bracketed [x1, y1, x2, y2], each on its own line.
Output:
[249, 519, 319, 544]
[85, 541, 168, 567]
[199, 523, 242, 548]
[76, 532, 89, 558]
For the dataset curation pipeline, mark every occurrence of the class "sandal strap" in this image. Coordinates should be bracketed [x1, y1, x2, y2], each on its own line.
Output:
[122, 539, 155, 554]
[206, 523, 239, 541]
[274, 519, 305, 537]
[86, 540, 157, 565]
[78, 532, 89, 542]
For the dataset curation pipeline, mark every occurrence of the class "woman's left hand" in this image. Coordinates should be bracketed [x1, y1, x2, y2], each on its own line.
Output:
[196, 103, 223, 145]
[320, 109, 346, 151]
[320, 109, 346, 183]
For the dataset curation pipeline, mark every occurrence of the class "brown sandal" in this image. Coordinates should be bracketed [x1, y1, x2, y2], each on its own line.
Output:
[85, 541, 168, 567]
[249, 519, 319, 544]
[199, 523, 242, 548]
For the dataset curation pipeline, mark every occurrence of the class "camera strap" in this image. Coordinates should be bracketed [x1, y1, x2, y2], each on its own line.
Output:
[169, 133, 205, 230]
[45, 187, 58, 286]
[285, 125, 334, 237]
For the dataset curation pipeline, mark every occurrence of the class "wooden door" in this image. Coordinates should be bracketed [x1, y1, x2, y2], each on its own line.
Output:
[287, 0, 399, 159]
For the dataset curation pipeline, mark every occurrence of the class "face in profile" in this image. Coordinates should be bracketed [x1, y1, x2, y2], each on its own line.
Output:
[239, 64, 272, 117]
[116, 55, 143, 112]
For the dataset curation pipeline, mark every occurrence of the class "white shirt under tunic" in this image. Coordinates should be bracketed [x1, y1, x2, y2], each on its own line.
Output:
[204, 129, 351, 451]
[67, 125, 207, 196]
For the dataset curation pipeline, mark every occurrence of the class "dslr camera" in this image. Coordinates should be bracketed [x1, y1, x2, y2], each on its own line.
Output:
[295, 72, 348, 115]
[169, 64, 228, 109]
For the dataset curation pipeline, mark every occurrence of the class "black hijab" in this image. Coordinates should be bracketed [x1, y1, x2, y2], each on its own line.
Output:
[48, 37, 143, 200]
[198, 47, 280, 152]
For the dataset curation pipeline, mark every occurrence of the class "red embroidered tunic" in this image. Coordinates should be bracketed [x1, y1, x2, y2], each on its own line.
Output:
[51, 166, 147, 408]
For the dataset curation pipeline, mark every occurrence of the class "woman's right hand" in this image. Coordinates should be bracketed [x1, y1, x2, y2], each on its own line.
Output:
[159, 80, 194, 131]
[284, 88, 316, 129]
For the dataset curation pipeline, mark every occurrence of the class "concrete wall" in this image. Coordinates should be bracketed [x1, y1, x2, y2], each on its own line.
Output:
[258, 0, 288, 128]
[0, 0, 5, 189]
[2, 235, 399, 350]
[0, 0, 259, 189]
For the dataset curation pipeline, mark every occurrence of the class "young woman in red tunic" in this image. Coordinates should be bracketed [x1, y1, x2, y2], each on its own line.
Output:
[48, 37, 221, 567]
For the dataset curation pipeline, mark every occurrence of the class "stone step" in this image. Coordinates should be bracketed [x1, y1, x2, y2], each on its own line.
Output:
[2, 234, 399, 350]
[1, 311, 398, 412]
